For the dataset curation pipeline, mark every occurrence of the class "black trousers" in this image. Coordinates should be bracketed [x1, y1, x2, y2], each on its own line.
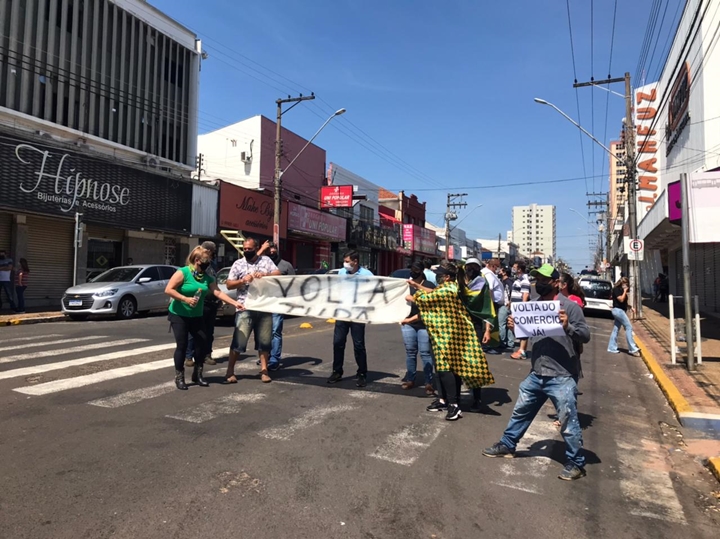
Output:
[332, 321, 367, 375]
[437, 371, 462, 405]
[169, 313, 206, 371]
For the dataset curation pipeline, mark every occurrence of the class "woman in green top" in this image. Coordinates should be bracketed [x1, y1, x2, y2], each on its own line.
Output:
[165, 246, 241, 390]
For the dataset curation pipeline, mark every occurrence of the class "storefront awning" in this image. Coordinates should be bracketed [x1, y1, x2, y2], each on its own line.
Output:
[380, 214, 401, 227]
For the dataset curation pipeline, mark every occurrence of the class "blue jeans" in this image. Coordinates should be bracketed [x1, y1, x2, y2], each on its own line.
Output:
[498, 305, 514, 349]
[500, 372, 585, 468]
[269, 313, 284, 367]
[332, 321, 367, 375]
[608, 308, 639, 354]
[15, 286, 26, 312]
[0, 281, 16, 311]
[401, 324, 434, 385]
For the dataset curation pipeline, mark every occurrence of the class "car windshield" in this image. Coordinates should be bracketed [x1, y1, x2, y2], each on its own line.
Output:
[216, 268, 230, 285]
[580, 280, 612, 299]
[92, 267, 142, 283]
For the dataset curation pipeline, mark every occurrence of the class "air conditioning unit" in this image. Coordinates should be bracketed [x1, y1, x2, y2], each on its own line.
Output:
[144, 156, 160, 168]
[241, 151, 252, 164]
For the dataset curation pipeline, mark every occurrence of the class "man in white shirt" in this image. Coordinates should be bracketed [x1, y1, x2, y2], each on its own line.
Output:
[0, 250, 16, 312]
[480, 258, 505, 355]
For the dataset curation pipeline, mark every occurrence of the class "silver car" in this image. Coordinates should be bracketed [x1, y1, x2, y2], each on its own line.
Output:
[61, 265, 179, 321]
[215, 267, 237, 318]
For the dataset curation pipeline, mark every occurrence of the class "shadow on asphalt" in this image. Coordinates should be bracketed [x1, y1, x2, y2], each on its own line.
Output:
[519, 435, 602, 466]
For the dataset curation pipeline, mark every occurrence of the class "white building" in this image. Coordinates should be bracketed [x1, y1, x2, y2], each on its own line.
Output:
[511, 204, 556, 263]
[476, 237, 518, 264]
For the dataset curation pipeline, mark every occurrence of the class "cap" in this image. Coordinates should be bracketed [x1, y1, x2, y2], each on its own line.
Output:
[465, 257, 482, 267]
[530, 263, 560, 279]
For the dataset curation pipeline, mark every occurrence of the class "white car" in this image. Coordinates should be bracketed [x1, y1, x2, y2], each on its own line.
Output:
[578, 277, 614, 314]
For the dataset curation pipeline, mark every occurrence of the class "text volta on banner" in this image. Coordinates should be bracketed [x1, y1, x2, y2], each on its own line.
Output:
[244, 275, 411, 324]
[511, 300, 565, 338]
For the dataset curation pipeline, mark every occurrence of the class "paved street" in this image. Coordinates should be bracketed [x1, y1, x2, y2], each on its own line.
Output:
[1, 314, 719, 539]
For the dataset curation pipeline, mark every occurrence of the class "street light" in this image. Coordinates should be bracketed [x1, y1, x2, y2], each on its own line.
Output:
[273, 108, 346, 245]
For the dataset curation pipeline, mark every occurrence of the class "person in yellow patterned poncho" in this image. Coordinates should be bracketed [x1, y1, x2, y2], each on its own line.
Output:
[407, 260, 495, 421]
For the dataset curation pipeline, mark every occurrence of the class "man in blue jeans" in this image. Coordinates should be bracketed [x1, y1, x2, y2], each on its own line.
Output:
[483, 263, 591, 481]
[327, 250, 373, 388]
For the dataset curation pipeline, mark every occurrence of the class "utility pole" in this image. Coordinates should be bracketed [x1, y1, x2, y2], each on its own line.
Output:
[444, 193, 467, 261]
[681, 173, 695, 371]
[497, 233, 502, 260]
[274, 94, 315, 246]
[574, 71, 642, 318]
[195, 153, 204, 181]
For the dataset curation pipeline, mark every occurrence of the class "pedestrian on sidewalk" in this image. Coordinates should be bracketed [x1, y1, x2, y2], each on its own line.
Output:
[14, 258, 29, 314]
[258, 240, 295, 371]
[184, 241, 219, 368]
[483, 264, 591, 481]
[608, 277, 641, 357]
[497, 266, 515, 351]
[224, 238, 281, 384]
[165, 246, 241, 390]
[410, 260, 495, 421]
[399, 261, 435, 395]
[510, 262, 532, 360]
[0, 249, 17, 312]
[327, 250, 374, 388]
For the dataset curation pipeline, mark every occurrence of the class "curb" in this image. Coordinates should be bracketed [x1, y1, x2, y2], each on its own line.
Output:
[709, 457, 720, 483]
[0, 315, 66, 327]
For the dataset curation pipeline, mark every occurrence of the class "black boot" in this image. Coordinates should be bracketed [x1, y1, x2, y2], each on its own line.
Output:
[192, 363, 209, 387]
[175, 369, 188, 390]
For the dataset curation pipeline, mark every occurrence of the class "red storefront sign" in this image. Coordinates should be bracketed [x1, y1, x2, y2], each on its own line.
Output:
[402, 224, 436, 255]
[320, 185, 353, 208]
[219, 182, 287, 238]
[288, 202, 347, 242]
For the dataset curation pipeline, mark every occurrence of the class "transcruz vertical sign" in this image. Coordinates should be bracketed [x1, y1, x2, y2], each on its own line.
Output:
[0, 136, 192, 232]
[634, 83, 663, 217]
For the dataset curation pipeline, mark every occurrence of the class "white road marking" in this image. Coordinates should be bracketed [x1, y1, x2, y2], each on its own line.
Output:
[0, 343, 175, 381]
[369, 420, 447, 466]
[258, 404, 357, 440]
[13, 358, 171, 395]
[0, 339, 148, 364]
[0, 335, 107, 354]
[615, 439, 687, 524]
[347, 390, 380, 399]
[166, 393, 266, 423]
[0, 334, 62, 344]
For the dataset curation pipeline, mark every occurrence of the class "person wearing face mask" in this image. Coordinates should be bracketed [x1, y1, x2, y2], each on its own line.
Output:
[225, 238, 282, 384]
[480, 258, 505, 355]
[165, 247, 241, 390]
[398, 261, 436, 394]
[257, 241, 296, 370]
[409, 261, 495, 421]
[510, 262, 531, 360]
[184, 241, 219, 368]
[483, 264, 590, 481]
[327, 250, 374, 387]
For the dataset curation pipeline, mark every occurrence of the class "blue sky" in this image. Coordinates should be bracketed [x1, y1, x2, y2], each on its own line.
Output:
[151, 0, 676, 270]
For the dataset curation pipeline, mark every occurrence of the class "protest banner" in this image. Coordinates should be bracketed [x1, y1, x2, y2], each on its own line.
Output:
[510, 300, 565, 338]
[244, 275, 411, 324]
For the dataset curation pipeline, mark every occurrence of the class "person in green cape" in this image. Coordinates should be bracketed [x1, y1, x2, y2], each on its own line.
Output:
[407, 260, 495, 421]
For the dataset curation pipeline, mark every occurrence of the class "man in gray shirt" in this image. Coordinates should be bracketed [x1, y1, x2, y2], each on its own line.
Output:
[482, 263, 591, 481]
[259, 241, 295, 370]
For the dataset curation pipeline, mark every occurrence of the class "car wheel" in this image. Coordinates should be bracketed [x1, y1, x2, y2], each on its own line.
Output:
[117, 296, 137, 319]
[68, 314, 89, 321]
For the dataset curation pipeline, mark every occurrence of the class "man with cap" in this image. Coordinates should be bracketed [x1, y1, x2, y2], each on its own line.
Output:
[482, 263, 591, 481]
[258, 240, 295, 370]
[184, 241, 219, 367]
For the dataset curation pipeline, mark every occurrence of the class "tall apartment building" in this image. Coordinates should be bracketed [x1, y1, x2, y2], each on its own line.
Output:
[608, 136, 627, 234]
[0, 0, 215, 308]
[512, 204, 556, 263]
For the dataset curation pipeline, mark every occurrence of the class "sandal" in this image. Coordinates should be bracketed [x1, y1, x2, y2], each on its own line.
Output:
[260, 369, 272, 383]
[223, 374, 238, 384]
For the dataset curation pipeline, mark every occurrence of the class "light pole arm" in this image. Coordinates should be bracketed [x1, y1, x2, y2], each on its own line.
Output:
[279, 109, 346, 180]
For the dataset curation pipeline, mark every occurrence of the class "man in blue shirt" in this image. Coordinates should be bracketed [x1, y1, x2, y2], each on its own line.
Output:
[327, 250, 374, 387]
[423, 259, 437, 285]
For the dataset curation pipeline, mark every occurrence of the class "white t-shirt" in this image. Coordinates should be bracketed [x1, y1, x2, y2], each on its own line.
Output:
[481, 267, 505, 304]
[0, 256, 12, 282]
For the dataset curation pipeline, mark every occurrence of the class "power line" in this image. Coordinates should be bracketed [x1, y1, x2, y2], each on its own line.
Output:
[566, 0, 589, 194]
[600, 0, 619, 194]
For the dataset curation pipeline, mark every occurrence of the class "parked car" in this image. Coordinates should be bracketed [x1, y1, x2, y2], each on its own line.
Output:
[85, 269, 104, 282]
[61, 265, 178, 321]
[215, 267, 237, 318]
[578, 276, 614, 314]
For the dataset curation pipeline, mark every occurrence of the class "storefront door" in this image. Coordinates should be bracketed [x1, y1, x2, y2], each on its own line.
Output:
[87, 240, 123, 279]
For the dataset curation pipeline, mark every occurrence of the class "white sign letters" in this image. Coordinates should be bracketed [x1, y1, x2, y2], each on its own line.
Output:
[245, 275, 411, 324]
[511, 300, 565, 338]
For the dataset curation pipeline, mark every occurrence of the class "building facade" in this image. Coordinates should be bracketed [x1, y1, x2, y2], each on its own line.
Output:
[0, 0, 214, 309]
[511, 204, 556, 263]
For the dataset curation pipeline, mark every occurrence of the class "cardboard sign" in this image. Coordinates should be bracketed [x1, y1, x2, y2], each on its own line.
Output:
[511, 301, 565, 338]
[245, 275, 411, 324]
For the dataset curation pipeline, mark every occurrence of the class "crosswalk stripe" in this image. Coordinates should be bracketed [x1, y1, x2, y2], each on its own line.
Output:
[0, 336, 108, 354]
[13, 358, 171, 395]
[0, 343, 174, 381]
[0, 334, 62, 344]
[369, 419, 447, 466]
[166, 393, 266, 423]
[0, 339, 149, 364]
[258, 404, 357, 440]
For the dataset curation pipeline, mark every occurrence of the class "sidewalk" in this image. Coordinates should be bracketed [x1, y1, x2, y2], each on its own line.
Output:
[0, 309, 66, 326]
[633, 297, 720, 482]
